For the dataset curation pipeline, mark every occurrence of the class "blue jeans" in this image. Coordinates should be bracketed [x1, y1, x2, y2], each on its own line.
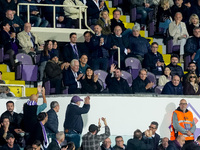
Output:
[159, 19, 171, 33]
[136, 7, 153, 25]
[122, 29, 132, 37]
[31, 15, 49, 27]
[65, 130, 80, 149]
[92, 58, 108, 71]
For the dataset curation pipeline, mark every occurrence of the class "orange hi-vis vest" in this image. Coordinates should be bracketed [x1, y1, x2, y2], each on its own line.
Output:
[170, 109, 194, 141]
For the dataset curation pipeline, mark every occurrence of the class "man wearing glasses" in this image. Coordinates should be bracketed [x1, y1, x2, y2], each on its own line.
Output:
[170, 99, 196, 149]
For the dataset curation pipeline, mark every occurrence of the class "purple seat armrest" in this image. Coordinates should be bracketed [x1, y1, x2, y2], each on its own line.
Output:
[0, 48, 4, 63]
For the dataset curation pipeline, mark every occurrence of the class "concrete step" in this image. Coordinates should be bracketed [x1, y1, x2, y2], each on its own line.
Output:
[2, 72, 15, 80]
[0, 64, 7, 72]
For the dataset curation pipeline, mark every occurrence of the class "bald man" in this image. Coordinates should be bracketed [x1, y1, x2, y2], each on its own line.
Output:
[167, 135, 185, 150]
[170, 99, 196, 149]
[23, 86, 47, 133]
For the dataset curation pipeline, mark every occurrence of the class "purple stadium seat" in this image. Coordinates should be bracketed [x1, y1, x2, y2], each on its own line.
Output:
[184, 55, 192, 71]
[147, 72, 157, 87]
[15, 53, 38, 81]
[155, 86, 163, 94]
[0, 47, 10, 63]
[121, 70, 133, 87]
[44, 80, 68, 95]
[94, 70, 108, 89]
[125, 57, 142, 80]
[166, 39, 180, 54]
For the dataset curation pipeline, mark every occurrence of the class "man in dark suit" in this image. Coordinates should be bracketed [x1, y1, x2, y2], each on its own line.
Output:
[63, 59, 83, 94]
[45, 101, 60, 134]
[86, 0, 109, 25]
[47, 132, 66, 150]
[127, 129, 153, 150]
[63, 33, 82, 63]
[142, 121, 161, 150]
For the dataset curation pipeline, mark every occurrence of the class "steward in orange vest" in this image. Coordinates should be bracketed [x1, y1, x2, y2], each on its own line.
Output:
[170, 99, 196, 141]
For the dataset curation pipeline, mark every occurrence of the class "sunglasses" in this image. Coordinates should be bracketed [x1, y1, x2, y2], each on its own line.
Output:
[190, 76, 196, 78]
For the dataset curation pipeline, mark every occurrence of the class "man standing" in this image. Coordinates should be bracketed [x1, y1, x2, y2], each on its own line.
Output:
[81, 117, 110, 150]
[45, 101, 59, 134]
[170, 99, 196, 149]
[64, 95, 90, 149]
[105, 64, 131, 94]
[161, 75, 183, 95]
[113, 136, 127, 150]
[23, 86, 47, 133]
[167, 135, 185, 150]
[143, 121, 160, 150]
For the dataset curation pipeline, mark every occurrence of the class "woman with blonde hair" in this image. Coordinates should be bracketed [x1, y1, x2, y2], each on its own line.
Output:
[183, 73, 200, 95]
[187, 14, 200, 36]
[96, 10, 111, 35]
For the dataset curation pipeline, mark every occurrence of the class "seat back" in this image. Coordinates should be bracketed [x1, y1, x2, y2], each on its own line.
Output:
[121, 70, 133, 87]
[16, 53, 34, 65]
[94, 70, 108, 89]
[147, 72, 157, 87]
[155, 86, 163, 94]
[125, 57, 142, 69]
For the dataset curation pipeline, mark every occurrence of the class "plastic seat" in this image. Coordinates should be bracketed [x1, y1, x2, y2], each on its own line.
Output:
[94, 70, 108, 89]
[121, 70, 133, 87]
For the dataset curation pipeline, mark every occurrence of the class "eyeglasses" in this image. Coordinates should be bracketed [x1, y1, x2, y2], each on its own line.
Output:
[190, 76, 196, 78]
[149, 126, 156, 129]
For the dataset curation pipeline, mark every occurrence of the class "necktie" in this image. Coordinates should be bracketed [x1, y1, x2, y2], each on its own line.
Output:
[73, 45, 79, 59]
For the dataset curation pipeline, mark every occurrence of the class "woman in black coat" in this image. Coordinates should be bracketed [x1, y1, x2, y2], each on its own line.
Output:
[80, 67, 102, 94]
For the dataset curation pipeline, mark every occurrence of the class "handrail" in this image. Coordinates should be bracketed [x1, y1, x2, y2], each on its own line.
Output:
[0, 84, 26, 97]
[17, 3, 94, 33]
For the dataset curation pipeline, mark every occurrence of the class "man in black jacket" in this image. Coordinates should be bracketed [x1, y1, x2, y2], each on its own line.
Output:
[132, 69, 154, 93]
[143, 42, 165, 75]
[47, 131, 66, 150]
[105, 64, 131, 94]
[166, 135, 185, 150]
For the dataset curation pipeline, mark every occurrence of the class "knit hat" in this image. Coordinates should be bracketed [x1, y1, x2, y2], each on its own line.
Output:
[89, 124, 98, 132]
[71, 96, 83, 103]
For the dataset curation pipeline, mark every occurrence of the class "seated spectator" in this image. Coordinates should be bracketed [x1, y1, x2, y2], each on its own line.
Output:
[18, 0, 48, 27]
[1, 133, 20, 150]
[158, 67, 172, 86]
[169, 12, 189, 62]
[45, 54, 69, 94]
[157, 137, 169, 150]
[63, 59, 82, 94]
[47, 131, 65, 150]
[63, 0, 85, 28]
[187, 14, 200, 36]
[45, 101, 59, 134]
[184, 27, 200, 60]
[101, 137, 113, 150]
[63, 33, 82, 63]
[66, 142, 75, 150]
[166, 135, 185, 150]
[80, 67, 102, 94]
[23, 86, 47, 133]
[81, 117, 110, 150]
[167, 54, 184, 78]
[126, 129, 153, 150]
[52, 40, 59, 56]
[183, 73, 200, 95]
[86, 0, 109, 25]
[39, 40, 59, 81]
[183, 62, 199, 84]
[0, 22, 17, 71]
[27, 112, 49, 149]
[105, 64, 131, 94]
[161, 75, 183, 95]
[0, 0, 16, 21]
[110, 25, 129, 69]
[171, 0, 190, 22]
[79, 54, 89, 75]
[3, 10, 24, 33]
[156, 0, 172, 33]
[32, 140, 42, 150]
[127, 25, 151, 62]
[43, 0, 66, 28]
[17, 23, 44, 57]
[143, 42, 165, 75]
[0, 71, 5, 83]
[132, 69, 154, 94]
[96, 10, 111, 35]
[0, 86, 15, 97]
[113, 136, 127, 150]
[110, 9, 131, 37]
[90, 25, 110, 71]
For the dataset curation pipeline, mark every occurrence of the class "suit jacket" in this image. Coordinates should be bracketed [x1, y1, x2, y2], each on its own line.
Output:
[86, 0, 108, 20]
[45, 109, 58, 133]
[63, 43, 82, 63]
[63, 67, 80, 94]
[17, 30, 44, 53]
[126, 138, 153, 150]
[169, 21, 189, 44]
[142, 133, 160, 150]
[47, 139, 60, 150]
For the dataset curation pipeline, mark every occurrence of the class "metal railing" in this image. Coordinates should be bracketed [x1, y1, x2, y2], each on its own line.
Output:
[0, 84, 26, 97]
[17, 3, 93, 32]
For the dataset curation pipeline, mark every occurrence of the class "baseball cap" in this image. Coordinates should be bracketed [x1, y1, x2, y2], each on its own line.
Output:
[71, 96, 83, 103]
